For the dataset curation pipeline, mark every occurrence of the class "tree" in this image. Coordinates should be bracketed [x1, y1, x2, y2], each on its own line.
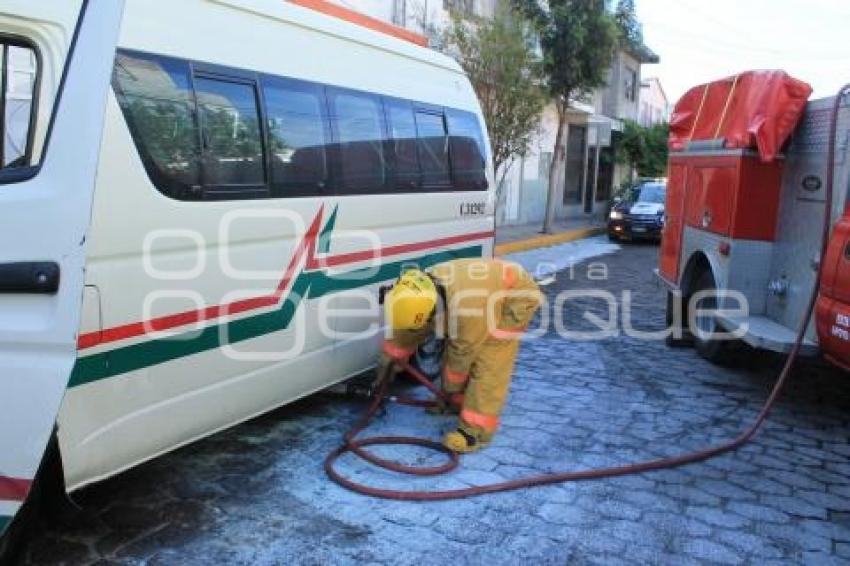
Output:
[512, 0, 619, 233]
[441, 5, 546, 201]
[614, 0, 643, 48]
[618, 119, 669, 179]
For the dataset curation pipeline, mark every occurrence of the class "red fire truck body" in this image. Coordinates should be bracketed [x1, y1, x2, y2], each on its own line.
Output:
[658, 72, 850, 367]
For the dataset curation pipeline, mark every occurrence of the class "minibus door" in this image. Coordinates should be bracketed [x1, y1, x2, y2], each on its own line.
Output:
[0, 0, 124, 533]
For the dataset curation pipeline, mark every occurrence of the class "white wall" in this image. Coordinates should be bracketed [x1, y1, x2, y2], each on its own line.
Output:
[639, 78, 670, 126]
[497, 102, 559, 225]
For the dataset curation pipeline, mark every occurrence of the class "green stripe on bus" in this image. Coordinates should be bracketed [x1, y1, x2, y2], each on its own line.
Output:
[318, 205, 338, 254]
[0, 515, 9, 536]
[68, 246, 480, 388]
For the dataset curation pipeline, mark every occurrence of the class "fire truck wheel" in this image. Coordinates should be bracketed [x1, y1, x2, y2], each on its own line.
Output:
[691, 270, 742, 366]
[665, 291, 692, 348]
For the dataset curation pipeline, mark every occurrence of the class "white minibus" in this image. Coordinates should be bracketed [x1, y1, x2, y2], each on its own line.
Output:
[0, 0, 494, 553]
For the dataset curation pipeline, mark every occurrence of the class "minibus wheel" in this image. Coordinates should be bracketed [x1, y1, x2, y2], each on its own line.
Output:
[0, 476, 39, 566]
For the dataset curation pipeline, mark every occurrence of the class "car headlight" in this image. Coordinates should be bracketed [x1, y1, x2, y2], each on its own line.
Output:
[609, 210, 624, 220]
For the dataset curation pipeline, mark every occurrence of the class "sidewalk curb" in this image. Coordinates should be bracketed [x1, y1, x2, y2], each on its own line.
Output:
[495, 227, 605, 256]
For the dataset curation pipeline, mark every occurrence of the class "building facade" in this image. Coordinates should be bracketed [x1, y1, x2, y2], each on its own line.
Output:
[639, 77, 670, 127]
[500, 45, 658, 226]
[321, 0, 658, 226]
[321, 0, 498, 33]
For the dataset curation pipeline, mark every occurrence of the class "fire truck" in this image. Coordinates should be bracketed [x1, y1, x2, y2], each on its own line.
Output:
[657, 71, 850, 368]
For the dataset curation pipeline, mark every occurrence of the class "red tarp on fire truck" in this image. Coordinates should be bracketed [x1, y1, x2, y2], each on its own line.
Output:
[669, 70, 813, 162]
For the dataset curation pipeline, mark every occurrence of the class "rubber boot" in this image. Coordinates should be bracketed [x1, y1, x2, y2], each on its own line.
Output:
[443, 426, 490, 453]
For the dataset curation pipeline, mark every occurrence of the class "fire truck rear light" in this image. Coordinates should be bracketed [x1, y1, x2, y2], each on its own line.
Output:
[719, 242, 732, 256]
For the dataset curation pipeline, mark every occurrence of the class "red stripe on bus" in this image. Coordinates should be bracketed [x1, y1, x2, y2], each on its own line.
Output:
[76, 206, 493, 350]
[91, 295, 281, 347]
[305, 231, 496, 270]
[77, 207, 324, 350]
[0, 476, 31, 502]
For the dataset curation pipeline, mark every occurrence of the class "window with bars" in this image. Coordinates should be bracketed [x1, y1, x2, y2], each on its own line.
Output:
[443, 0, 475, 17]
[624, 66, 638, 102]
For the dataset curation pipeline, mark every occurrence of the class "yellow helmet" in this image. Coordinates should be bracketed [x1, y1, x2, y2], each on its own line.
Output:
[384, 269, 438, 331]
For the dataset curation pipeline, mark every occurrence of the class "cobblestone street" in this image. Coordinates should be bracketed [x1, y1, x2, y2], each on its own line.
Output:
[17, 239, 850, 565]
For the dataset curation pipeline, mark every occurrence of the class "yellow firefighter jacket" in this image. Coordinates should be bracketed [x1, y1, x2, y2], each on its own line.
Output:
[383, 258, 541, 379]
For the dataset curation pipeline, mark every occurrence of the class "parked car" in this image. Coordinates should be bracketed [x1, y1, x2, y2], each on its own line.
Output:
[607, 180, 667, 241]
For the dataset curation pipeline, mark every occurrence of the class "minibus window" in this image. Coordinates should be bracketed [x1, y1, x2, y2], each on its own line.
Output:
[415, 111, 450, 189]
[330, 90, 387, 194]
[195, 77, 265, 188]
[114, 50, 490, 200]
[385, 99, 420, 191]
[113, 51, 201, 198]
[447, 110, 487, 191]
[263, 79, 328, 196]
[1, 42, 38, 170]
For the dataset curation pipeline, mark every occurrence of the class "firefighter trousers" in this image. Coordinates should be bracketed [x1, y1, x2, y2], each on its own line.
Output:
[444, 288, 541, 442]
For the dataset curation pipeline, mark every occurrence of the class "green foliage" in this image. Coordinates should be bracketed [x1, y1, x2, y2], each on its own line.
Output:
[442, 5, 546, 174]
[510, 0, 619, 111]
[509, 0, 620, 232]
[614, 0, 643, 48]
[618, 119, 669, 177]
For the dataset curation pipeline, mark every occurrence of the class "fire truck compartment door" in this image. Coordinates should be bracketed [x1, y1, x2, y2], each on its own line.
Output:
[685, 165, 735, 236]
[659, 163, 687, 282]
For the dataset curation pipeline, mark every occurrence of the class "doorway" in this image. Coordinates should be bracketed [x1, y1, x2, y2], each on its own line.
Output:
[563, 124, 586, 206]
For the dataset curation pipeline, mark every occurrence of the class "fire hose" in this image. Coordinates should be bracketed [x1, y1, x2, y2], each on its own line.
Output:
[324, 86, 850, 502]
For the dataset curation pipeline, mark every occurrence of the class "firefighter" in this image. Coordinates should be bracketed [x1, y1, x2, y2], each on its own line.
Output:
[380, 258, 542, 453]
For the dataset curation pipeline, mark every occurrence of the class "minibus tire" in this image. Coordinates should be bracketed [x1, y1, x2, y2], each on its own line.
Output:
[0, 480, 37, 566]
[691, 270, 742, 366]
